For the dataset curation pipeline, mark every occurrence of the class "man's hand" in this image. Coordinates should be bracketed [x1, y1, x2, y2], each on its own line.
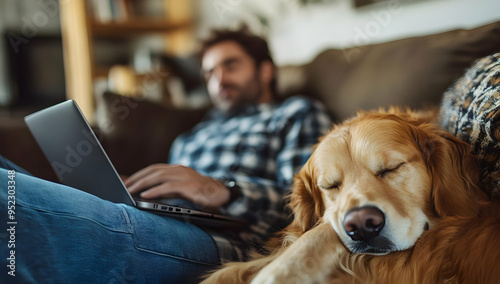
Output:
[123, 164, 230, 212]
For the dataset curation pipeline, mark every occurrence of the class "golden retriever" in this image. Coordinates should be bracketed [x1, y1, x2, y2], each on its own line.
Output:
[202, 108, 500, 284]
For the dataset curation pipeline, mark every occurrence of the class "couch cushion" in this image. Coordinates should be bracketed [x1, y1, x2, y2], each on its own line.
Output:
[279, 21, 500, 121]
[440, 53, 500, 200]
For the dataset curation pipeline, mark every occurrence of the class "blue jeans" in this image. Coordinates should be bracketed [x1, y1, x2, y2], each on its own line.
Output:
[0, 156, 220, 283]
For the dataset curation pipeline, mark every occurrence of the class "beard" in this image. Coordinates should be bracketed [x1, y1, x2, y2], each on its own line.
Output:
[213, 74, 262, 112]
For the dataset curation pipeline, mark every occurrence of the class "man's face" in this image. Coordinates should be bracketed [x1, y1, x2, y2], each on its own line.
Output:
[202, 41, 263, 112]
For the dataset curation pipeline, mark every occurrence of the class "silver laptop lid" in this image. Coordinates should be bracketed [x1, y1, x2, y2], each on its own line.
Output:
[24, 100, 136, 206]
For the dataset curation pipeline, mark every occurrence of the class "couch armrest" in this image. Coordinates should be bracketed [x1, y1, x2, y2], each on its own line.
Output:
[0, 118, 58, 182]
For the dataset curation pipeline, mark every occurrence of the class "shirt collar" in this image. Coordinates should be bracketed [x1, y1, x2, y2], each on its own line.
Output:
[208, 102, 276, 120]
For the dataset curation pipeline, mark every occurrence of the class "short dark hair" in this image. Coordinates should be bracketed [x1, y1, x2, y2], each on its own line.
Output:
[198, 26, 277, 98]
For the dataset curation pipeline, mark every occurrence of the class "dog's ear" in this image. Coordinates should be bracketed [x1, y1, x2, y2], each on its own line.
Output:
[287, 161, 325, 233]
[414, 125, 486, 217]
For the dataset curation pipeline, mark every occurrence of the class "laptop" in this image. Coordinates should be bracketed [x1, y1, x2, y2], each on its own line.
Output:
[24, 100, 245, 228]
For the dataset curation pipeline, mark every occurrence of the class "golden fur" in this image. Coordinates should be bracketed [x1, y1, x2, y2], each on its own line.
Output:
[202, 108, 500, 284]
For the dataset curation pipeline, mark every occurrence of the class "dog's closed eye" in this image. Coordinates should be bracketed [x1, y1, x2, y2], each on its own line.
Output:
[376, 162, 405, 178]
[319, 181, 342, 190]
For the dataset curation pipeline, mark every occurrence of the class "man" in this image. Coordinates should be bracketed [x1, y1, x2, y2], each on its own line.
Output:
[0, 28, 331, 283]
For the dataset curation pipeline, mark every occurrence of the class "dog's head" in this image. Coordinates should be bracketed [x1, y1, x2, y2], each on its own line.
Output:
[288, 109, 486, 255]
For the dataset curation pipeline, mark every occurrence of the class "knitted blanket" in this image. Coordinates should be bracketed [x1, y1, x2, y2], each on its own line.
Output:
[440, 53, 500, 200]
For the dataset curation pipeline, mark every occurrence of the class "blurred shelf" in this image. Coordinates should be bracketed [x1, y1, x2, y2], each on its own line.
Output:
[60, 0, 194, 124]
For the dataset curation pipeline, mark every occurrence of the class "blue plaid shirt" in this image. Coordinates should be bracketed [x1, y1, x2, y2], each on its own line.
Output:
[168, 96, 331, 261]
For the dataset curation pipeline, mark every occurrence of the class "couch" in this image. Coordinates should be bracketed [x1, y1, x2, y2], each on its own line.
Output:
[1, 21, 499, 186]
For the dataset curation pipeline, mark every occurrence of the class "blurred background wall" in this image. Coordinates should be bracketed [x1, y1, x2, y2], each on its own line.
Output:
[0, 0, 499, 110]
[196, 0, 500, 65]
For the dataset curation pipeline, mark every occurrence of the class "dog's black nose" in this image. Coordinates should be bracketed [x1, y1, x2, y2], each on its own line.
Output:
[343, 206, 385, 242]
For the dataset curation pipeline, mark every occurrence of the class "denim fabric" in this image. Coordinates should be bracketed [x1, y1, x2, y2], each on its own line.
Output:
[0, 156, 220, 284]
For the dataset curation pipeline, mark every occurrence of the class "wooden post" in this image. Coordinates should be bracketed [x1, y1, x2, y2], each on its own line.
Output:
[60, 0, 95, 124]
[165, 0, 194, 55]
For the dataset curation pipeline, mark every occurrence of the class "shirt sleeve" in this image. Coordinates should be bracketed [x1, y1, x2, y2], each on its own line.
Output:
[220, 98, 332, 247]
